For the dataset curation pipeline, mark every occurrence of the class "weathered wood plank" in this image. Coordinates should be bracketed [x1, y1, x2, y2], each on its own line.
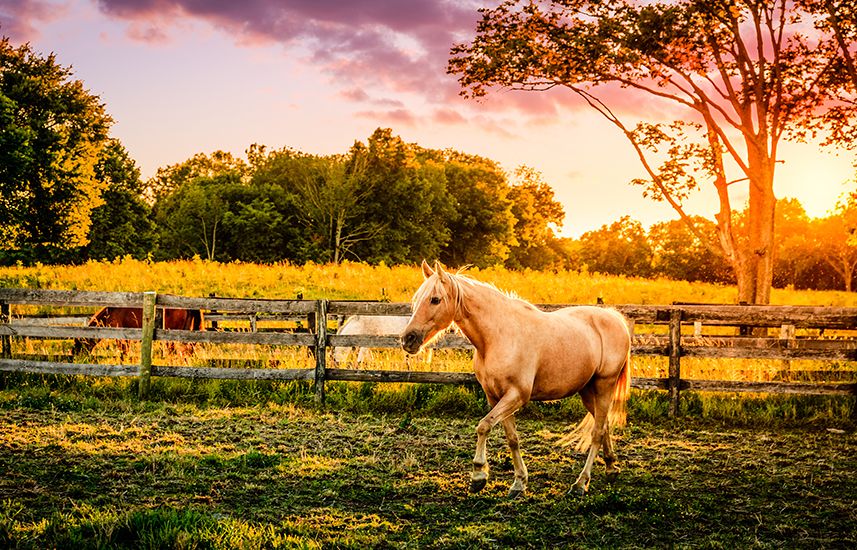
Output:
[632, 344, 671, 355]
[327, 302, 414, 315]
[152, 365, 315, 381]
[325, 368, 477, 384]
[683, 379, 857, 395]
[0, 325, 142, 340]
[139, 292, 156, 399]
[328, 335, 402, 348]
[630, 377, 670, 390]
[662, 304, 857, 328]
[680, 336, 857, 350]
[0, 358, 139, 377]
[314, 300, 328, 403]
[0, 289, 143, 307]
[10, 316, 90, 326]
[327, 334, 474, 350]
[668, 309, 682, 417]
[157, 293, 317, 314]
[159, 330, 315, 346]
[1, 302, 10, 359]
[682, 347, 857, 361]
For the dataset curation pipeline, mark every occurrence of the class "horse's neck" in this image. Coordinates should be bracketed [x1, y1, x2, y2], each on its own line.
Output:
[455, 279, 516, 353]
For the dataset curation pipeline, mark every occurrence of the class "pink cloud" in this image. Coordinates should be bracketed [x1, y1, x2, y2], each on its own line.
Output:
[432, 108, 466, 125]
[91, 0, 487, 107]
[90, 0, 666, 123]
[0, 0, 68, 41]
[355, 108, 418, 127]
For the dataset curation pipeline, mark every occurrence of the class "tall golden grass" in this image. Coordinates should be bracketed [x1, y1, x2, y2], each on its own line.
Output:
[3, 257, 857, 306]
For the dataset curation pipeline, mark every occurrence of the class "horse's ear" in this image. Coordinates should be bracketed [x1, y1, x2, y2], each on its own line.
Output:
[434, 261, 450, 283]
[421, 259, 434, 279]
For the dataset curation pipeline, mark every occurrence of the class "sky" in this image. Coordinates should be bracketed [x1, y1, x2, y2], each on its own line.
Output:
[2, 0, 855, 237]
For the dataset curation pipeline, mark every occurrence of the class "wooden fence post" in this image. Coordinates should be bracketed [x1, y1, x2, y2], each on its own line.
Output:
[138, 291, 157, 400]
[0, 301, 10, 359]
[314, 300, 328, 404]
[668, 308, 682, 417]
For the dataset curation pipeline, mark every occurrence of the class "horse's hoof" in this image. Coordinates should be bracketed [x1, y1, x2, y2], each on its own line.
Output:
[568, 484, 587, 497]
[469, 478, 487, 493]
[507, 487, 525, 499]
[606, 470, 620, 483]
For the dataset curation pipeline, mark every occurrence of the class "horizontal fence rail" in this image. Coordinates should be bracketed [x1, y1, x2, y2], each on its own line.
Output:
[0, 289, 855, 413]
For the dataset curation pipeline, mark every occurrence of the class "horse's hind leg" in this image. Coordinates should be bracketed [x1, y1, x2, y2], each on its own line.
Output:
[571, 380, 613, 495]
[502, 416, 528, 498]
[602, 429, 620, 481]
[580, 384, 620, 479]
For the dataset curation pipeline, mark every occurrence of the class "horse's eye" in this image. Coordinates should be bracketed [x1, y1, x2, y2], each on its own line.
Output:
[430, 296, 442, 305]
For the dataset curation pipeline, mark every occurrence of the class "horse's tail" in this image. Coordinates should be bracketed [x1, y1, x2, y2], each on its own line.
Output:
[562, 347, 632, 452]
[609, 346, 632, 428]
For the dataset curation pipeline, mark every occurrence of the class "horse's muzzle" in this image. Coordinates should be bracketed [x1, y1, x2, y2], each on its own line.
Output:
[401, 330, 423, 354]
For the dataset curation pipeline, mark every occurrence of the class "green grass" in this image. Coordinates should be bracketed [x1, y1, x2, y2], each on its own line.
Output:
[0, 385, 854, 549]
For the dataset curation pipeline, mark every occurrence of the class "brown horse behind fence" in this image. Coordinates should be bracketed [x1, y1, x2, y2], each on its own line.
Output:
[73, 307, 204, 356]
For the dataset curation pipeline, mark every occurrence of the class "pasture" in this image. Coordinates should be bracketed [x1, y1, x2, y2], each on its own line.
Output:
[0, 382, 854, 549]
[1, 260, 855, 547]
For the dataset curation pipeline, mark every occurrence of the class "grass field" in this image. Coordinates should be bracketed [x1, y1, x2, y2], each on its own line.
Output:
[4, 258, 857, 306]
[0, 385, 854, 549]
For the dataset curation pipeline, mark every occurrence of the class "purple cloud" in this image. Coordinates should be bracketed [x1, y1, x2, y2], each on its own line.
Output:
[0, 0, 67, 40]
[2, 0, 678, 134]
[89, 0, 572, 123]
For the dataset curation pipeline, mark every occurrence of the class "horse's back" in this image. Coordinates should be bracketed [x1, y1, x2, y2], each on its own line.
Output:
[551, 306, 628, 338]
[90, 307, 143, 328]
[339, 315, 409, 335]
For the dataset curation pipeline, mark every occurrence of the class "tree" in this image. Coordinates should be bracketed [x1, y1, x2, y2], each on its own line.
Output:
[449, 1, 857, 304]
[814, 194, 857, 291]
[83, 139, 157, 261]
[145, 150, 247, 203]
[506, 166, 567, 270]
[436, 152, 516, 268]
[153, 174, 239, 261]
[798, 1, 857, 148]
[348, 129, 455, 264]
[0, 37, 112, 263]
[648, 216, 731, 283]
[578, 216, 653, 277]
[771, 198, 816, 289]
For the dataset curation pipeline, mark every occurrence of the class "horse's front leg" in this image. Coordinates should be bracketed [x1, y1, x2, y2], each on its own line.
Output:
[471, 391, 523, 493]
[502, 416, 528, 498]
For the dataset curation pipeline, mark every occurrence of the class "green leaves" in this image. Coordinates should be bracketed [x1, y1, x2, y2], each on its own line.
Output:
[0, 38, 112, 257]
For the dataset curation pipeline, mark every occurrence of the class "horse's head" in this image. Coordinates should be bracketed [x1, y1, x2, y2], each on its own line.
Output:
[401, 260, 459, 354]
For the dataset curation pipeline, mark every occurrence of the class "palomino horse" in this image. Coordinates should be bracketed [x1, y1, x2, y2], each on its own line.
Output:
[73, 307, 205, 356]
[401, 261, 631, 497]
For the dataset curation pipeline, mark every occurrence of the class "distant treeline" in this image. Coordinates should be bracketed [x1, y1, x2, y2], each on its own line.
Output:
[5, 124, 855, 292]
[3, 124, 856, 291]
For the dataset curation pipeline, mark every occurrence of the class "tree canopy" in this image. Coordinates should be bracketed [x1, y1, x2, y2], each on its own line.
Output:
[139, 128, 567, 268]
[449, 0, 857, 303]
[0, 37, 112, 263]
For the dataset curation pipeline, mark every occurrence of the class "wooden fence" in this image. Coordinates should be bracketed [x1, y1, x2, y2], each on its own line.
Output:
[0, 289, 855, 415]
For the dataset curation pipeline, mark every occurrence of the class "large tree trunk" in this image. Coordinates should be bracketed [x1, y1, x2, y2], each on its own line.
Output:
[742, 144, 777, 305]
[707, 126, 776, 305]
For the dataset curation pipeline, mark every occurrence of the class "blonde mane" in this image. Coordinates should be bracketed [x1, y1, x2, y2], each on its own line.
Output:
[413, 268, 536, 323]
